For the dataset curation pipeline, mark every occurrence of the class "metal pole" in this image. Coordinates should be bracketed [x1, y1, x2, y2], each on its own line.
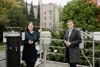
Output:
[99, 59, 100, 67]
[39, 0, 42, 60]
[44, 49, 47, 67]
[4, 44, 7, 67]
[39, 0, 42, 30]
[93, 38, 95, 67]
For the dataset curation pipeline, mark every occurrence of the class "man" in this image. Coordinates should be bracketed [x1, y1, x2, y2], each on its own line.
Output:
[64, 20, 82, 67]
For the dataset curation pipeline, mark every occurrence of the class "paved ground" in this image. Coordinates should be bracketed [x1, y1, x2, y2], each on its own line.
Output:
[0, 50, 90, 67]
[0, 51, 6, 67]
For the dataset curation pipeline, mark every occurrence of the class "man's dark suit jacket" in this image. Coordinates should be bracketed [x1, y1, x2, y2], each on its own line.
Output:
[64, 28, 82, 63]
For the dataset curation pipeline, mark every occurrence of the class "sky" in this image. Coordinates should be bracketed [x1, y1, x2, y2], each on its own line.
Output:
[25, 0, 72, 7]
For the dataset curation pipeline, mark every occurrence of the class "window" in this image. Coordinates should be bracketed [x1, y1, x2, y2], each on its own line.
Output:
[49, 22, 51, 26]
[49, 11, 51, 14]
[49, 16, 51, 19]
[44, 12, 46, 14]
[44, 17, 46, 20]
[44, 22, 46, 26]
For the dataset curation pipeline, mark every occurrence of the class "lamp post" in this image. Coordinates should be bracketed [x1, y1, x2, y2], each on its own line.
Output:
[39, 0, 42, 31]
[39, 0, 42, 60]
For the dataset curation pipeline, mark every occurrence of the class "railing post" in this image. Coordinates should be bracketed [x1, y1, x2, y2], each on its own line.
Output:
[93, 39, 95, 67]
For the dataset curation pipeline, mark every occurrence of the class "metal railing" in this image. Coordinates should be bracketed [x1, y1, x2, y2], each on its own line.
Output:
[0, 39, 100, 67]
[40, 39, 100, 67]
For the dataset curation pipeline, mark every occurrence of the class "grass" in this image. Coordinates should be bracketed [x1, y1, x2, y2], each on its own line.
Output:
[0, 48, 5, 52]
[0, 42, 4, 46]
[0, 42, 5, 51]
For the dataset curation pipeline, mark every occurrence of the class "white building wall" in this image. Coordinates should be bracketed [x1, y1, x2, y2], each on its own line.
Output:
[41, 3, 54, 30]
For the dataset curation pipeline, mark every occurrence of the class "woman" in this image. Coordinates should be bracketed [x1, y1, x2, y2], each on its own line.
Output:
[22, 22, 39, 67]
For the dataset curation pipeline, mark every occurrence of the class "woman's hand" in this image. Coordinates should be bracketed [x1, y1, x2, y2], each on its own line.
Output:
[28, 40, 33, 44]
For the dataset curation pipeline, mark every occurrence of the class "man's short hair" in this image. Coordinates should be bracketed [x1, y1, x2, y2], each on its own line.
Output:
[67, 20, 74, 24]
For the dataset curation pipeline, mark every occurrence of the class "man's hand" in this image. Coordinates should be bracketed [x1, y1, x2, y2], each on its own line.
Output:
[64, 40, 71, 47]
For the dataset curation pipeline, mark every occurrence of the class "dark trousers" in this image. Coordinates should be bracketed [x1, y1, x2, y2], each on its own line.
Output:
[69, 63, 76, 67]
[25, 61, 36, 67]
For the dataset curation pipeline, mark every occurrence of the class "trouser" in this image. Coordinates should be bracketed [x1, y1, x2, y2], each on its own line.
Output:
[69, 63, 76, 67]
[25, 61, 36, 67]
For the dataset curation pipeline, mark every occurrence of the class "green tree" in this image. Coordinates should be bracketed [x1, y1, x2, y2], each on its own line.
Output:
[28, 2, 35, 23]
[0, 0, 24, 27]
[37, 1, 40, 26]
[0, 0, 25, 41]
[6, 0, 28, 27]
[61, 0, 100, 66]
[7, 8, 27, 27]
[23, 1, 28, 18]
[61, 0, 100, 31]
[22, 0, 26, 14]
[0, 0, 14, 14]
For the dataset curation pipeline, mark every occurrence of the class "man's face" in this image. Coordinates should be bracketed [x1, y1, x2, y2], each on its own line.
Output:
[67, 21, 74, 29]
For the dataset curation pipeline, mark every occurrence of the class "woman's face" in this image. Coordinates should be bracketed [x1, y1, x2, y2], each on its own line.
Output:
[28, 22, 34, 31]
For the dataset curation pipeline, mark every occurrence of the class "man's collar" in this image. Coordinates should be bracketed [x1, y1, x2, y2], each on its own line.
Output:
[68, 28, 73, 31]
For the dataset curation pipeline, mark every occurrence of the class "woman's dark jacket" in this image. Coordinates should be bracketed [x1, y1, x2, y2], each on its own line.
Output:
[22, 31, 38, 62]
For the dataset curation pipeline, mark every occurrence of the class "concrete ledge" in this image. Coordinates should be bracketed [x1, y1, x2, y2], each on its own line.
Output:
[0, 59, 90, 67]
[35, 60, 90, 67]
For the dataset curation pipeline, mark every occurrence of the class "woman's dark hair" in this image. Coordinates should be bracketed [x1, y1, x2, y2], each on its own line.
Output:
[25, 21, 34, 31]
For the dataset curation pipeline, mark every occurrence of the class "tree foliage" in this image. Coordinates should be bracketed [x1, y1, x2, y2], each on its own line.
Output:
[6, 0, 28, 27]
[61, 0, 100, 31]
[23, 1, 28, 18]
[28, 2, 35, 23]
[0, 0, 27, 41]
[0, 0, 24, 27]
[7, 8, 27, 27]
[0, 0, 21, 14]
[61, 0, 100, 66]
[37, 2, 40, 26]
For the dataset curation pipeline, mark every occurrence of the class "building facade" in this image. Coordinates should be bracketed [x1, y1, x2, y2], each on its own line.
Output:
[25, 2, 61, 32]
[92, 0, 100, 6]
[41, 3, 60, 32]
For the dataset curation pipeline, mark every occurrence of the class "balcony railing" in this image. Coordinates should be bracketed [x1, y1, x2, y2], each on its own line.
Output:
[0, 39, 100, 67]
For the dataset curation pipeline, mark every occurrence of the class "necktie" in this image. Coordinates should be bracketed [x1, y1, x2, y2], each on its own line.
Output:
[68, 30, 71, 41]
